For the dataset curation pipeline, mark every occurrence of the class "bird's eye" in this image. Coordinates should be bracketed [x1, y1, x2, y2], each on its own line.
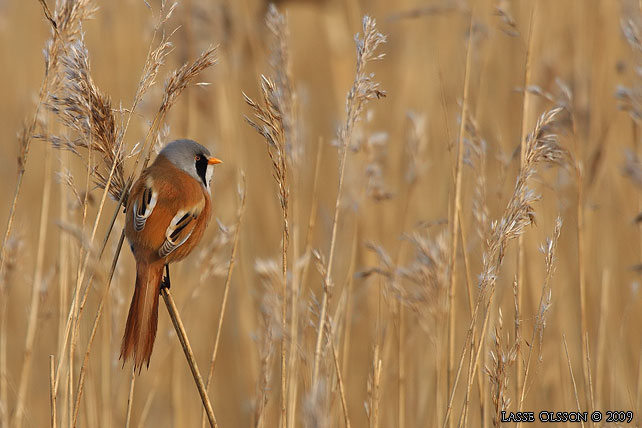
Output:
[195, 155, 201, 161]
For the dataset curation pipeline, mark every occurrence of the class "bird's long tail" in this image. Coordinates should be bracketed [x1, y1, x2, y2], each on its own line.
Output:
[120, 261, 164, 371]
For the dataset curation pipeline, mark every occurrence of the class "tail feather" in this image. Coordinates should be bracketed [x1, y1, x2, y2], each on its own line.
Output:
[120, 261, 164, 371]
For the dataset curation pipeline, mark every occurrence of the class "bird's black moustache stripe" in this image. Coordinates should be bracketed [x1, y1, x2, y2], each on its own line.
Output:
[195, 155, 209, 186]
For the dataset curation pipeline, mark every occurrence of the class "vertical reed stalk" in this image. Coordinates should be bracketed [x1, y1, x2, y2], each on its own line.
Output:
[297, 138, 323, 299]
[457, 293, 493, 428]
[286, 221, 299, 428]
[67, 140, 94, 428]
[447, 16, 474, 427]
[286, 140, 323, 428]
[341, 221, 359, 377]
[393, 154, 422, 428]
[330, 323, 351, 428]
[50, 355, 56, 428]
[637, 344, 642, 425]
[516, 3, 537, 402]
[370, 345, 382, 428]
[457, 216, 487, 426]
[459, 215, 485, 414]
[243, 49, 290, 428]
[100, 292, 112, 428]
[398, 301, 406, 428]
[0, 306, 5, 427]
[124, 366, 136, 428]
[312, 14, 386, 389]
[568, 78, 590, 407]
[280, 208, 288, 428]
[563, 335, 586, 428]
[14, 144, 53, 428]
[286, 210, 301, 428]
[201, 176, 246, 428]
[576, 149, 589, 405]
[57, 151, 70, 428]
[0, 235, 12, 428]
[595, 269, 610, 410]
[584, 332, 595, 413]
[441, 55, 486, 420]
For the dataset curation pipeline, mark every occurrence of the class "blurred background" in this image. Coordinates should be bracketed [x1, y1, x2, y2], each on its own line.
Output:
[1, 0, 641, 427]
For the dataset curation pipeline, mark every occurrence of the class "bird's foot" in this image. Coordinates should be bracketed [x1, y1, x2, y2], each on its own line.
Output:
[160, 275, 170, 290]
[160, 264, 171, 291]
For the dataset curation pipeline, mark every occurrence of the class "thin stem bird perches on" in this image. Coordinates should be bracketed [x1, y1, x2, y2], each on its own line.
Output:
[161, 288, 218, 428]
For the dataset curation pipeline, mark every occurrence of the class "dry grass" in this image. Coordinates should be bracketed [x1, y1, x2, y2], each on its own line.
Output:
[0, 1, 641, 427]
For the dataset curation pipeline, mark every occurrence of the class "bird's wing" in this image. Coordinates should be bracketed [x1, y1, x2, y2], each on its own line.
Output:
[131, 185, 158, 232]
[158, 207, 201, 258]
[127, 165, 207, 258]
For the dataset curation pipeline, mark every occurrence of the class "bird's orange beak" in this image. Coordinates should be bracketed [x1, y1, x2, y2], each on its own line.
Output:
[207, 156, 222, 165]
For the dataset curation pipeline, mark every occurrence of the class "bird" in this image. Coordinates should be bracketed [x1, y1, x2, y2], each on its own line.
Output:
[120, 139, 221, 371]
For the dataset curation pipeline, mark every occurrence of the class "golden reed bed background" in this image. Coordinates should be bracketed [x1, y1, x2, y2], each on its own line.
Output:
[0, 0, 641, 427]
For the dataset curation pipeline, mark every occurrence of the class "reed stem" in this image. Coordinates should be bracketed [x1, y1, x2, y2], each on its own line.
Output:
[161, 288, 218, 428]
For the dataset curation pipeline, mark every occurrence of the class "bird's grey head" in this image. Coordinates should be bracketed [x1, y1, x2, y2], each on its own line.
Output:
[159, 139, 221, 192]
